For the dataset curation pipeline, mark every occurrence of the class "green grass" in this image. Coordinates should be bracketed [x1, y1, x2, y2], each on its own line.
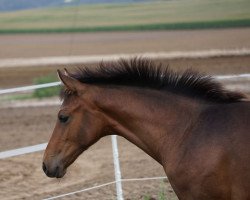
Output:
[33, 74, 60, 99]
[143, 195, 151, 200]
[142, 180, 170, 200]
[0, 93, 33, 101]
[158, 181, 167, 200]
[0, 0, 250, 33]
[0, 74, 61, 100]
[0, 19, 250, 34]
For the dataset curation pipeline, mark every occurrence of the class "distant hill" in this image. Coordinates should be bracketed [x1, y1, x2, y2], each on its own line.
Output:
[0, 0, 148, 12]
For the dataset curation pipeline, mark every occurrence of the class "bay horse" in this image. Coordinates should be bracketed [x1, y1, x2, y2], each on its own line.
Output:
[43, 58, 250, 200]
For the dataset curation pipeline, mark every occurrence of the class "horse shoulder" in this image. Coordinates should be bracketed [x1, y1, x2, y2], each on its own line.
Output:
[164, 101, 250, 199]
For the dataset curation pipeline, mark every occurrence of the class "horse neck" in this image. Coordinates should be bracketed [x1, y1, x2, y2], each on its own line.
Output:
[94, 86, 202, 165]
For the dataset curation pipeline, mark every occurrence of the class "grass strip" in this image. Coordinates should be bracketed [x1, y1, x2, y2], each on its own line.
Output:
[1, 19, 250, 34]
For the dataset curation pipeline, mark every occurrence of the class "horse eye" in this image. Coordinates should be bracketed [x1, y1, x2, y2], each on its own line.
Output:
[58, 114, 69, 123]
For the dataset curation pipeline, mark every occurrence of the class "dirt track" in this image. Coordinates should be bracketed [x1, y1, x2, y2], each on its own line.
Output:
[0, 29, 250, 199]
[1, 28, 250, 88]
[1, 28, 250, 59]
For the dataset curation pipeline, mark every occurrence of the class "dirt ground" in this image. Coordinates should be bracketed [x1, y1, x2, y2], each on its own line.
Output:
[0, 28, 250, 88]
[0, 56, 249, 89]
[0, 29, 250, 200]
[1, 28, 250, 59]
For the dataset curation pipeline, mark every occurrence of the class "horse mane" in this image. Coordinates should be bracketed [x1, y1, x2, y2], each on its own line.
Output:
[64, 58, 245, 103]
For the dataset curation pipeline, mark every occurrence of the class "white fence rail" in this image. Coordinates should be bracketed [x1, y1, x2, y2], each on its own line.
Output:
[0, 82, 61, 95]
[0, 143, 47, 159]
[1, 49, 250, 68]
[43, 176, 168, 200]
[216, 74, 250, 80]
[111, 135, 124, 200]
[0, 73, 249, 199]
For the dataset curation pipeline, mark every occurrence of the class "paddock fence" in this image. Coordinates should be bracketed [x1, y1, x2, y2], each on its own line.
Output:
[1, 48, 250, 68]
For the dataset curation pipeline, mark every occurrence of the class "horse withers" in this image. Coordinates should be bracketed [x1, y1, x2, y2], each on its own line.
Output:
[42, 58, 250, 200]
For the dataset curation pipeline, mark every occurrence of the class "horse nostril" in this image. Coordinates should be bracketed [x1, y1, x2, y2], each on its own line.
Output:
[55, 166, 60, 176]
[42, 162, 47, 173]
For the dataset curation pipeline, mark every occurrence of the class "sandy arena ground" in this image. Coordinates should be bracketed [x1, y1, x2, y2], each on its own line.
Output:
[0, 29, 250, 200]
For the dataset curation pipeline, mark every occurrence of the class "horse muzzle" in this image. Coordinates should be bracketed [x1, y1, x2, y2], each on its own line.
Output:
[42, 160, 66, 178]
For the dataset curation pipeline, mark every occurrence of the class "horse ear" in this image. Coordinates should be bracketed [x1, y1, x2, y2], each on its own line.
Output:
[57, 69, 83, 92]
[63, 68, 70, 76]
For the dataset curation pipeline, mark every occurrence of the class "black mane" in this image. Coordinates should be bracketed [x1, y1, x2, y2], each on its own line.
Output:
[66, 58, 245, 103]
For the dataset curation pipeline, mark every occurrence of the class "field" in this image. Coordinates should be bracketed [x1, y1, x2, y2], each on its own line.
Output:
[1, 0, 250, 33]
[1, 28, 250, 89]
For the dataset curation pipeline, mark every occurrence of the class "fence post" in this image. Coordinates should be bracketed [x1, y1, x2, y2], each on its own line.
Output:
[111, 135, 124, 200]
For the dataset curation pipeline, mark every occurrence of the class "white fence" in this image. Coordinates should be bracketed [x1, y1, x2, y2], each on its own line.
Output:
[0, 73, 250, 199]
[43, 176, 168, 200]
[1, 49, 250, 68]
